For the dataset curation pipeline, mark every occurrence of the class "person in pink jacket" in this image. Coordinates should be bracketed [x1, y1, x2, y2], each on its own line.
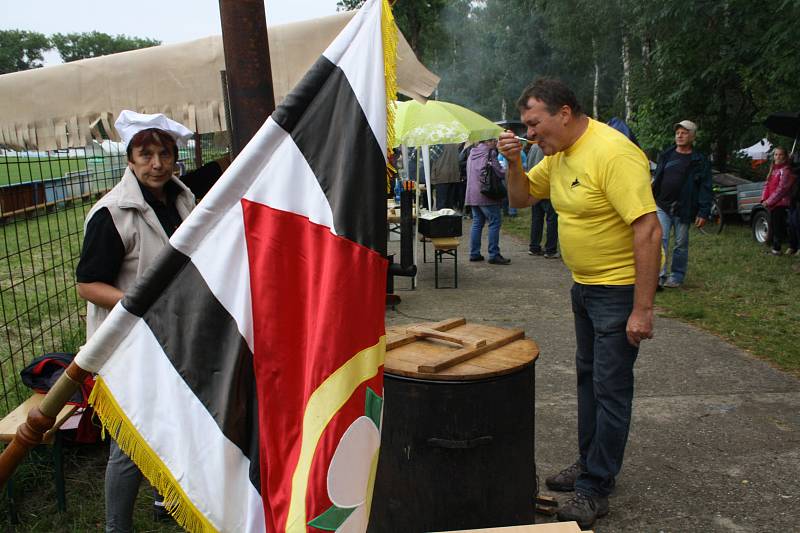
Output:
[761, 146, 796, 255]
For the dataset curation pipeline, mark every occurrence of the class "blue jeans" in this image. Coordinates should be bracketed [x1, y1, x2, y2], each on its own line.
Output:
[529, 200, 558, 254]
[571, 283, 639, 497]
[656, 207, 689, 284]
[470, 205, 502, 259]
[789, 207, 800, 250]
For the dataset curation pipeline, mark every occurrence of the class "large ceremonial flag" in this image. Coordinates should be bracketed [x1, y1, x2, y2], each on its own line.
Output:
[75, 1, 396, 531]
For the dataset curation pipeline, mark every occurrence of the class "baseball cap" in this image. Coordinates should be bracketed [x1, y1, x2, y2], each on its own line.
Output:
[114, 110, 193, 148]
[673, 120, 697, 134]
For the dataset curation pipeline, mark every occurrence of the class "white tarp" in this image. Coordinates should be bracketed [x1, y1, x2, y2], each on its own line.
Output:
[0, 11, 439, 150]
[738, 138, 772, 160]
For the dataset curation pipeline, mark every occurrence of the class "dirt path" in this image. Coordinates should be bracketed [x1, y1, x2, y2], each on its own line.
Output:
[386, 223, 800, 532]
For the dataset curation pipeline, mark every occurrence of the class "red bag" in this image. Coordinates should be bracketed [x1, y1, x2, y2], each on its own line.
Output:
[20, 352, 100, 443]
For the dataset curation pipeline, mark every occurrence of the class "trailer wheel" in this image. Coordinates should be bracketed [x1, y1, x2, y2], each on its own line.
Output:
[751, 209, 769, 244]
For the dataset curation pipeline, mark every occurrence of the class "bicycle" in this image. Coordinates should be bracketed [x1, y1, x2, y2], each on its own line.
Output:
[698, 194, 725, 235]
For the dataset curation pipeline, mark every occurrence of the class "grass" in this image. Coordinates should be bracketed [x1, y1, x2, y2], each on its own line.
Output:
[0, 202, 92, 417]
[0, 156, 89, 186]
[3, 208, 795, 529]
[502, 208, 800, 376]
[5, 442, 183, 532]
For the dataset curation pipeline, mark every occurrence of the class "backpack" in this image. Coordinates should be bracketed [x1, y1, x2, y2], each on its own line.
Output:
[479, 150, 507, 200]
[458, 145, 473, 178]
[20, 352, 100, 443]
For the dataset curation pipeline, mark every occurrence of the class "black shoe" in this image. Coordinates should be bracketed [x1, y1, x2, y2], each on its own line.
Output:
[557, 491, 609, 530]
[528, 249, 543, 256]
[469, 255, 485, 262]
[543, 251, 560, 259]
[488, 255, 511, 265]
[545, 461, 584, 492]
[153, 504, 172, 522]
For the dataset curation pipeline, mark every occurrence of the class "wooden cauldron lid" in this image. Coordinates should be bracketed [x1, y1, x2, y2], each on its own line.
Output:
[385, 317, 539, 381]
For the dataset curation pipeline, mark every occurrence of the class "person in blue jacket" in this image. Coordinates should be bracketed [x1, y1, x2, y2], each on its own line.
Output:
[651, 120, 713, 288]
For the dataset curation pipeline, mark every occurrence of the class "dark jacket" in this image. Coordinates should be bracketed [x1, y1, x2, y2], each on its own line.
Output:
[652, 146, 713, 222]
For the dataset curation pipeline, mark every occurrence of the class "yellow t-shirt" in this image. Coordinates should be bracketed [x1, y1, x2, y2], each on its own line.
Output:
[527, 119, 655, 285]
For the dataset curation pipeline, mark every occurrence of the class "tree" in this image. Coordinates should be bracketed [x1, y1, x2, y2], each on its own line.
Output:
[0, 30, 50, 74]
[345, 0, 800, 169]
[338, 0, 449, 60]
[50, 32, 160, 63]
[626, 0, 800, 168]
[336, 0, 365, 9]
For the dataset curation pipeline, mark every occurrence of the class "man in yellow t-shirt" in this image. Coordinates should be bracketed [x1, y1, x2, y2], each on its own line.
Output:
[498, 78, 662, 530]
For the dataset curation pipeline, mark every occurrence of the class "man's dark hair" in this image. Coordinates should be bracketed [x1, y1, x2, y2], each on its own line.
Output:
[126, 128, 179, 162]
[516, 78, 583, 116]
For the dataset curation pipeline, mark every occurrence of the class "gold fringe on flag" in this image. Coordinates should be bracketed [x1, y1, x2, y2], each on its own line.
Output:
[89, 377, 218, 533]
[382, 0, 398, 187]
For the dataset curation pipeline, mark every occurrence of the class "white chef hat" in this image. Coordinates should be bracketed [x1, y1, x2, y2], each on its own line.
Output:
[114, 110, 194, 148]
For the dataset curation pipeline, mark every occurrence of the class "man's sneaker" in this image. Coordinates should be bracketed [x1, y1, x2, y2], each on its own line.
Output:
[528, 249, 543, 256]
[469, 255, 485, 262]
[543, 251, 560, 259]
[153, 503, 172, 522]
[662, 279, 681, 289]
[545, 461, 584, 491]
[557, 491, 609, 530]
[786, 248, 797, 256]
[488, 255, 511, 265]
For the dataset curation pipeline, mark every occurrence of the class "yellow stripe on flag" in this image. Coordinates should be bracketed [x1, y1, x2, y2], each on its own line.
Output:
[285, 335, 386, 532]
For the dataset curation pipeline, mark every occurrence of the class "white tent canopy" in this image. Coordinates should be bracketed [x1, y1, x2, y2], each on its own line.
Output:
[738, 138, 772, 160]
[0, 11, 439, 150]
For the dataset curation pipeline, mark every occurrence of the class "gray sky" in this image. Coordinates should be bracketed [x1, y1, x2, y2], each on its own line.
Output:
[3, 0, 341, 64]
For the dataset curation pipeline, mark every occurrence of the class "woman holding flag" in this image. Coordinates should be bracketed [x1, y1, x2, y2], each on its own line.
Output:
[76, 110, 220, 531]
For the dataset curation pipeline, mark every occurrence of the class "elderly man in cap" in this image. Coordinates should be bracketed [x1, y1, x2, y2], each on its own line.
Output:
[651, 120, 713, 289]
[76, 110, 226, 531]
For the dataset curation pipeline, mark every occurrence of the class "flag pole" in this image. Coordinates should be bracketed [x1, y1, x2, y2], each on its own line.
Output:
[0, 362, 89, 487]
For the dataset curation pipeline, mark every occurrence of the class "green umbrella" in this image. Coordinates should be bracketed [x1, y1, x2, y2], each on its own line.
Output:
[393, 99, 503, 148]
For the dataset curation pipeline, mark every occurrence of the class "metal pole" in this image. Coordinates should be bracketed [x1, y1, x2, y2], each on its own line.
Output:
[218, 0, 275, 158]
[193, 132, 203, 169]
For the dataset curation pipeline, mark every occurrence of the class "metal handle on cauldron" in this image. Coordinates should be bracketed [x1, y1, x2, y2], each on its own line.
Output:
[426, 436, 493, 449]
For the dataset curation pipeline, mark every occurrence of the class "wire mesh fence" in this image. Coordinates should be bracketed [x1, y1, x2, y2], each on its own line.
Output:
[0, 132, 229, 416]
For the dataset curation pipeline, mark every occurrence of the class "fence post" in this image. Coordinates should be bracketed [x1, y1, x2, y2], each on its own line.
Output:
[193, 132, 203, 169]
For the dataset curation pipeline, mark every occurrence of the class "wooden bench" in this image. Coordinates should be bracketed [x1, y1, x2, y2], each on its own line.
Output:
[431, 237, 460, 289]
[0, 393, 79, 523]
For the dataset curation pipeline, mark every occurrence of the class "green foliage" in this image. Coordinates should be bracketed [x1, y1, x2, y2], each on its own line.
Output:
[50, 31, 160, 63]
[373, 0, 800, 170]
[0, 30, 50, 74]
[0, 29, 160, 73]
[336, 0, 365, 10]
[5, 442, 185, 531]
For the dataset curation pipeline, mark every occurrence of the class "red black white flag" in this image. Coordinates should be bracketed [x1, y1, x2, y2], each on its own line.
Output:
[76, 0, 396, 530]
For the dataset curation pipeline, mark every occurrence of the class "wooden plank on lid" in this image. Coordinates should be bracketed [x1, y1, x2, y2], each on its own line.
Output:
[385, 319, 538, 381]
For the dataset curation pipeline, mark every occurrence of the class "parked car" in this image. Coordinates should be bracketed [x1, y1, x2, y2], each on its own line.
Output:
[707, 172, 768, 243]
[736, 181, 768, 243]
